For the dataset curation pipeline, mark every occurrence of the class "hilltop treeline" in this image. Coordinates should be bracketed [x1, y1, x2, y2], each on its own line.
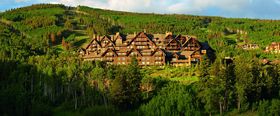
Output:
[77, 6, 280, 46]
[0, 4, 280, 115]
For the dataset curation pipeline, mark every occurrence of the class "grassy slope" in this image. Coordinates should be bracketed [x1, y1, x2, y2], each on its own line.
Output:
[142, 66, 199, 84]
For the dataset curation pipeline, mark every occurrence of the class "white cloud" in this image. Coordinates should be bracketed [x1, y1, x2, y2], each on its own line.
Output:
[15, 0, 31, 2]
[47, 0, 252, 14]
[275, 0, 280, 5]
[2, 0, 279, 19]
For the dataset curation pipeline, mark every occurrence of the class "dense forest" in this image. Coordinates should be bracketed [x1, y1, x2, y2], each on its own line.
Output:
[0, 4, 280, 116]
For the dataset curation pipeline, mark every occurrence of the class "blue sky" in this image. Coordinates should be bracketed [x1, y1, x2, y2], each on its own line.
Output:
[1, 0, 280, 19]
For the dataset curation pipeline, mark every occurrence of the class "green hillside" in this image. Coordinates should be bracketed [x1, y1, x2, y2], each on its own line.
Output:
[1, 4, 280, 59]
[1, 4, 280, 116]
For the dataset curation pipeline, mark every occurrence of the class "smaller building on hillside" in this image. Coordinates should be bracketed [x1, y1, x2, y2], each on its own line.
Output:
[265, 42, 280, 53]
[239, 44, 259, 50]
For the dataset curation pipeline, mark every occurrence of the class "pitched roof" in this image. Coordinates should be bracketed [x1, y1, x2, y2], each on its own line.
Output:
[181, 51, 195, 56]
[127, 48, 142, 56]
[101, 48, 117, 56]
[167, 37, 181, 46]
[128, 32, 156, 46]
[182, 37, 201, 48]
[86, 39, 101, 49]
[100, 35, 115, 46]
[152, 48, 166, 55]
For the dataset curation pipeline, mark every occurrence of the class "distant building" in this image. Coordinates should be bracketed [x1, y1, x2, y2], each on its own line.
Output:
[265, 42, 280, 53]
[239, 44, 259, 50]
[79, 32, 214, 66]
[260, 59, 280, 65]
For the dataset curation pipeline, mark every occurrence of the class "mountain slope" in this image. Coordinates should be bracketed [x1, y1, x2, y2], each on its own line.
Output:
[0, 3, 280, 58]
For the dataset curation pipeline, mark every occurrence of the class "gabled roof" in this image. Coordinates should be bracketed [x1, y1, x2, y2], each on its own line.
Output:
[127, 48, 142, 56]
[181, 51, 195, 57]
[114, 34, 122, 41]
[164, 34, 173, 40]
[166, 37, 181, 46]
[100, 35, 112, 41]
[78, 48, 86, 54]
[100, 35, 116, 47]
[86, 39, 101, 49]
[152, 48, 166, 55]
[128, 32, 156, 46]
[100, 48, 117, 57]
[175, 34, 187, 45]
[78, 48, 86, 51]
[182, 37, 201, 48]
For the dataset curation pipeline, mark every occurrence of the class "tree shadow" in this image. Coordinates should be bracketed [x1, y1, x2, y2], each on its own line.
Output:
[73, 38, 87, 47]
[109, 25, 123, 34]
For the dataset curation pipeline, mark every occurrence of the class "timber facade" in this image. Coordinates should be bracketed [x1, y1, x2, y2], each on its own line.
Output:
[79, 32, 214, 66]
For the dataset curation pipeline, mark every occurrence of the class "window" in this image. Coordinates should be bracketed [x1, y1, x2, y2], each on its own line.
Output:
[155, 62, 161, 64]
[202, 50, 207, 54]
[156, 57, 161, 60]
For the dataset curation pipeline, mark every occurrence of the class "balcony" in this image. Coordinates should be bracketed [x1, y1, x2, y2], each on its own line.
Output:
[136, 38, 149, 42]
[142, 52, 152, 56]
[167, 47, 180, 50]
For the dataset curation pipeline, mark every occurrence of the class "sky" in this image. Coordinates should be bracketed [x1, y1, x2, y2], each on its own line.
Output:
[0, 0, 280, 19]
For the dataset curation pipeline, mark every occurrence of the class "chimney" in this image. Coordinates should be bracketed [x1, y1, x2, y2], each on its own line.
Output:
[166, 32, 172, 36]
[116, 32, 120, 36]
[97, 35, 100, 41]
[92, 34, 96, 39]
[144, 29, 146, 33]
[134, 32, 136, 37]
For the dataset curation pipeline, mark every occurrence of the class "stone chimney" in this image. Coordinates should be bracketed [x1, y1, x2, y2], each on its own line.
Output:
[134, 32, 136, 37]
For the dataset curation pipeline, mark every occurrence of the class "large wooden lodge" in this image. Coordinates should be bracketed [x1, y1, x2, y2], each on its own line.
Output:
[79, 32, 214, 66]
